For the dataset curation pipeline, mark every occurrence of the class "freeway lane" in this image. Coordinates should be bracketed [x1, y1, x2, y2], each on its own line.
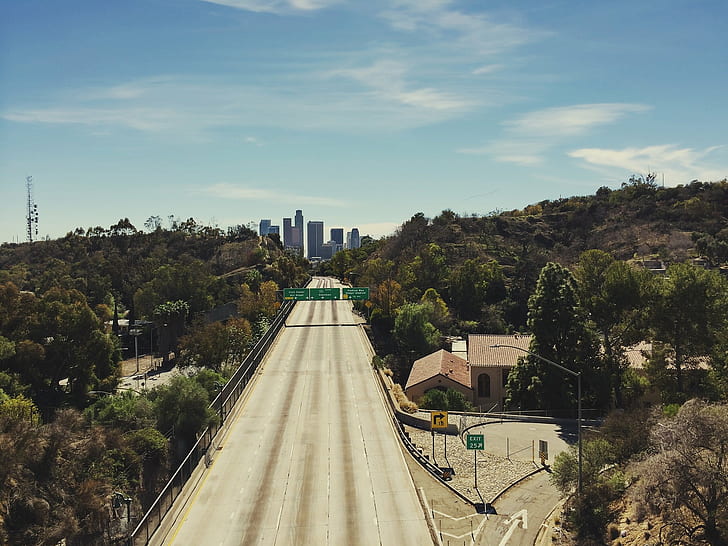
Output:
[165, 278, 433, 545]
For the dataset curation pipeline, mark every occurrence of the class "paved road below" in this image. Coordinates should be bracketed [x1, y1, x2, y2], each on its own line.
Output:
[160, 277, 433, 545]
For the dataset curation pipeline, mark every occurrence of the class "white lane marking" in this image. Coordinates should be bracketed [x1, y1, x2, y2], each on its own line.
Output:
[499, 509, 528, 546]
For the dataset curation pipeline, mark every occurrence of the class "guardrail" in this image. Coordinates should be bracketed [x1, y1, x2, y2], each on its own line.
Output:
[127, 299, 295, 545]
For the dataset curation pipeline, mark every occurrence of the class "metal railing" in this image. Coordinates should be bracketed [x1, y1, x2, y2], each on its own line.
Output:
[127, 300, 294, 545]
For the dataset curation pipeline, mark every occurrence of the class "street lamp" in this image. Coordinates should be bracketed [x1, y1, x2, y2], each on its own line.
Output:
[130, 327, 142, 374]
[491, 344, 582, 497]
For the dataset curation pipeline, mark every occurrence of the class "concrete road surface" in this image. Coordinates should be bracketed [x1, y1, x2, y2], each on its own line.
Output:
[162, 278, 433, 545]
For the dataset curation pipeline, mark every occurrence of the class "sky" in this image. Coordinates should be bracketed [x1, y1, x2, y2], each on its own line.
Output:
[1, 0, 727, 244]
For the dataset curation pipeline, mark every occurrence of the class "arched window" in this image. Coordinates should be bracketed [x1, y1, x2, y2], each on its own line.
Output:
[477, 373, 491, 398]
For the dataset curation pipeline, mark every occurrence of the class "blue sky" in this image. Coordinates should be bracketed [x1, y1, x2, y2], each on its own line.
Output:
[1, 0, 726, 244]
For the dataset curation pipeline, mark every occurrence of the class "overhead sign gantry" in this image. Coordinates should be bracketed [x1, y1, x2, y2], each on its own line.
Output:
[282, 287, 370, 301]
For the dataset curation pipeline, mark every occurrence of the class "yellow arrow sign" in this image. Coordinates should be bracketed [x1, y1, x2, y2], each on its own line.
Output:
[431, 411, 448, 429]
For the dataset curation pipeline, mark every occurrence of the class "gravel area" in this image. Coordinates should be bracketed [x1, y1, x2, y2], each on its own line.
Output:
[403, 419, 537, 505]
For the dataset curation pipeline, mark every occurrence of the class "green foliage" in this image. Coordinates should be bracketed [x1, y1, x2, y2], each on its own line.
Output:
[575, 250, 651, 407]
[135, 261, 216, 319]
[506, 262, 605, 412]
[87, 390, 156, 431]
[418, 388, 474, 411]
[151, 375, 218, 450]
[0, 394, 39, 424]
[0, 335, 15, 360]
[193, 368, 227, 400]
[126, 426, 169, 472]
[392, 302, 441, 359]
[551, 438, 622, 540]
[448, 259, 506, 321]
[419, 288, 452, 331]
[0, 283, 120, 406]
[648, 263, 728, 398]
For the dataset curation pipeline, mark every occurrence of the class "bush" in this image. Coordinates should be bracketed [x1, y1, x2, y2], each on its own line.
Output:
[391, 384, 418, 413]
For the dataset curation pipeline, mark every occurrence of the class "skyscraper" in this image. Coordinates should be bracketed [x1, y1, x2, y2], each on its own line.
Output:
[330, 228, 344, 253]
[346, 228, 360, 249]
[283, 218, 292, 247]
[259, 219, 271, 236]
[307, 220, 324, 259]
[294, 209, 304, 253]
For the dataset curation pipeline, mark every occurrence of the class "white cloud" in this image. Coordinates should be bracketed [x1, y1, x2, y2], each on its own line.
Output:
[199, 0, 338, 14]
[472, 64, 503, 75]
[329, 60, 474, 112]
[458, 103, 651, 165]
[379, 1, 546, 55]
[201, 183, 346, 207]
[569, 144, 727, 184]
[504, 103, 650, 137]
[2, 107, 185, 132]
[2, 72, 475, 134]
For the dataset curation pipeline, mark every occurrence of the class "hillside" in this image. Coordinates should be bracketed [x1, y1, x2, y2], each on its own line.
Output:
[379, 178, 728, 268]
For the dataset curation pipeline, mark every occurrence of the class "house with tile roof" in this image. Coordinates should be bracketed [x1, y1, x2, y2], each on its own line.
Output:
[467, 334, 532, 412]
[404, 349, 472, 404]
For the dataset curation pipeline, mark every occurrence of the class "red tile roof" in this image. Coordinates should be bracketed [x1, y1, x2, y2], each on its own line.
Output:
[405, 349, 470, 390]
[468, 334, 532, 368]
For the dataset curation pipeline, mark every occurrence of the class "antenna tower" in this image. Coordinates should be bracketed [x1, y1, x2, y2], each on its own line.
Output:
[26, 176, 39, 243]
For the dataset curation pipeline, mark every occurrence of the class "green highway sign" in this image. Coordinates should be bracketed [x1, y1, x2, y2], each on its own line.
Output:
[283, 288, 309, 300]
[466, 434, 484, 450]
[309, 287, 340, 300]
[342, 287, 370, 300]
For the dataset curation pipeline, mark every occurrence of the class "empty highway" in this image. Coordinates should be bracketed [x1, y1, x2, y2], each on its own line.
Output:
[164, 277, 433, 545]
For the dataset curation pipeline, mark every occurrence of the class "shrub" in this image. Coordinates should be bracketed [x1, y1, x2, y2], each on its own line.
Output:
[391, 384, 418, 413]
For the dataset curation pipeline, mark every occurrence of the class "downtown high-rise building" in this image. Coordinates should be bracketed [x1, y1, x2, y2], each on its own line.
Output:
[307, 220, 324, 259]
[283, 217, 292, 247]
[346, 228, 360, 249]
[259, 219, 271, 236]
[330, 228, 344, 252]
[293, 210, 304, 254]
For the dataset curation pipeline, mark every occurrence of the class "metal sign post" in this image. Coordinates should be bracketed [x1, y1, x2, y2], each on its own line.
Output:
[466, 434, 485, 490]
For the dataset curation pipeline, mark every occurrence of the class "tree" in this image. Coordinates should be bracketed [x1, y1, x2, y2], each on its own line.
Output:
[88, 390, 156, 431]
[420, 288, 452, 332]
[506, 262, 605, 412]
[575, 250, 650, 407]
[449, 259, 506, 321]
[631, 400, 728, 545]
[133, 261, 216, 319]
[178, 318, 252, 373]
[372, 279, 404, 319]
[237, 281, 279, 322]
[153, 300, 189, 361]
[649, 263, 728, 398]
[151, 375, 218, 457]
[551, 437, 625, 539]
[392, 302, 441, 359]
[419, 388, 474, 411]
[407, 243, 448, 295]
[25, 287, 119, 404]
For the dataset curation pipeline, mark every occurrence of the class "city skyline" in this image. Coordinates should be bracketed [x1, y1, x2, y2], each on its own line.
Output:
[260, 210, 361, 258]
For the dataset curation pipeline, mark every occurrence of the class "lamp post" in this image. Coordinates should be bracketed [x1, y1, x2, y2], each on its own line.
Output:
[491, 344, 582, 497]
[130, 327, 142, 374]
[149, 323, 154, 371]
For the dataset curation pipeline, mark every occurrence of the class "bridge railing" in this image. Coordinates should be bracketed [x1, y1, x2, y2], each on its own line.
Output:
[127, 299, 295, 546]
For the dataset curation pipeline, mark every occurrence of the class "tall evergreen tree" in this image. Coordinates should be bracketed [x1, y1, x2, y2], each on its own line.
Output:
[649, 263, 728, 398]
[506, 262, 605, 412]
[575, 250, 650, 407]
